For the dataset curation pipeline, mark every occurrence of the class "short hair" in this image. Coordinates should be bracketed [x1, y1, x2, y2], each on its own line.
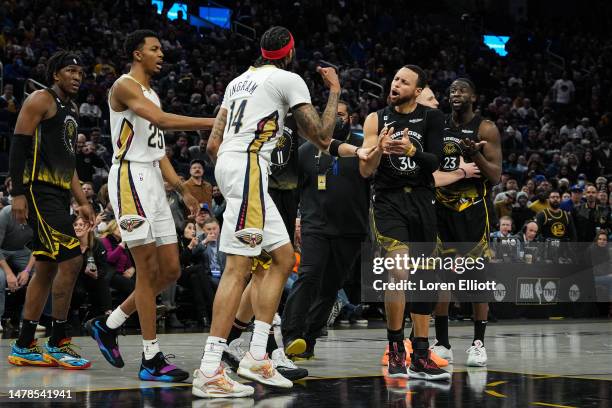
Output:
[46, 50, 77, 85]
[499, 216, 513, 225]
[454, 77, 476, 93]
[204, 217, 219, 226]
[549, 189, 561, 196]
[338, 99, 352, 114]
[402, 64, 427, 88]
[124, 29, 159, 57]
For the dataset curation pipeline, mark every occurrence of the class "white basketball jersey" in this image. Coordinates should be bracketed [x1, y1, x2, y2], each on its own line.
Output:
[217, 65, 311, 163]
[109, 75, 166, 164]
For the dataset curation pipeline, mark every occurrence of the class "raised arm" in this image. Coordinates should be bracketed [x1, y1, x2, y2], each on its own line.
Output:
[206, 107, 227, 164]
[111, 77, 213, 131]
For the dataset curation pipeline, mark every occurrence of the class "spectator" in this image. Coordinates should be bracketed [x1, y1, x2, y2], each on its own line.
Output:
[528, 186, 551, 214]
[164, 181, 188, 228]
[99, 221, 135, 304]
[182, 160, 212, 210]
[0, 205, 35, 330]
[578, 151, 602, 183]
[192, 218, 225, 287]
[512, 192, 534, 233]
[0, 83, 19, 126]
[591, 231, 612, 313]
[595, 177, 608, 192]
[491, 216, 514, 239]
[551, 71, 575, 110]
[76, 136, 108, 183]
[71, 215, 113, 319]
[598, 191, 609, 207]
[211, 185, 226, 225]
[517, 220, 540, 243]
[194, 204, 212, 238]
[494, 190, 516, 220]
[573, 185, 610, 243]
[594, 141, 612, 175]
[536, 190, 577, 242]
[79, 94, 103, 127]
[561, 185, 584, 212]
[188, 133, 215, 183]
[82, 182, 104, 213]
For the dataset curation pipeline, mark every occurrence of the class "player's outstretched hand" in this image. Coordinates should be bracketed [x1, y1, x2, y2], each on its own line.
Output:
[460, 138, 487, 157]
[459, 156, 481, 178]
[384, 128, 413, 155]
[183, 192, 200, 218]
[316, 66, 341, 92]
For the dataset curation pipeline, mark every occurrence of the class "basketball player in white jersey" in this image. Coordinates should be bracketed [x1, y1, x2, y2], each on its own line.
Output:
[86, 30, 214, 382]
[191, 26, 374, 398]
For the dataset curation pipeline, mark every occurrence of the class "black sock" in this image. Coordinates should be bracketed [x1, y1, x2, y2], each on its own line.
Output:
[434, 316, 450, 348]
[266, 329, 276, 355]
[387, 328, 405, 352]
[473, 320, 487, 345]
[412, 337, 429, 359]
[227, 318, 249, 344]
[16, 319, 38, 348]
[49, 319, 69, 347]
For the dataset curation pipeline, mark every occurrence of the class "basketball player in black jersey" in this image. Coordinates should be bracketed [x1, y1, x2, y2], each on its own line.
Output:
[361, 65, 450, 381]
[8, 51, 95, 369]
[432, 78, 502, 367]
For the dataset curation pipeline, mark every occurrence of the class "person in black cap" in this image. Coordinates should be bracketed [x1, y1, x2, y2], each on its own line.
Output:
[8, 50, 95, 368]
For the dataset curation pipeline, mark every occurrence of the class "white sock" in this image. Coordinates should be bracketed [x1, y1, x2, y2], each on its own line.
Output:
[200, 336, 227, 376]
[250, 320, 271, 360]
[273, 315, 284, 349]
[143, 338, 160, 360]
[106, 307, 129, 330]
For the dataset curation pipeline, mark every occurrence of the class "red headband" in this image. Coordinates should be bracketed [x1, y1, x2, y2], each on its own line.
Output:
[261, 33, 295, 60]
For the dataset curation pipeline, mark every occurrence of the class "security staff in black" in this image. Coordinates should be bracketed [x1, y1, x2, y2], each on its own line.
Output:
[268, 113, 302, 243]
[8, 51, 95, 364]
[430, 79, 503, 367]
[282, 101, 369, 357]
[360, 65, 449, 381]
[536, 190, 577, 242]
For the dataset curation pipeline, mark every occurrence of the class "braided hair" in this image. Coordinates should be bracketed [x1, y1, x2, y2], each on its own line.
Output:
[254, 26, 293, 69]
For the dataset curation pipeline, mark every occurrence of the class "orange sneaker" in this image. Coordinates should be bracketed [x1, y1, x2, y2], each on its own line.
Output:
[381, 339, 413, 365]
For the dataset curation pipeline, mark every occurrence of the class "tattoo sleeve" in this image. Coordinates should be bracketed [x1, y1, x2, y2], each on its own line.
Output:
[320, 90, 340, 142]
[292, 90, 340, 147]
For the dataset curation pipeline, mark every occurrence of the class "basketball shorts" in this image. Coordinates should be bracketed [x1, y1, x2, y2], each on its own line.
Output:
[27, 183, 80, 262]
[108, 161, 177, 248]
[215, 152, 290, 257]
[436, 198, 494, 259]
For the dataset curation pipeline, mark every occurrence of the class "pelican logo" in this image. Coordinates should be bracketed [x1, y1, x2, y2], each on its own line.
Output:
[493, 283, 506, 302]
[236, 231, 263, 248]
[551, 222, 566, 237]
[120, 217, 145, 232]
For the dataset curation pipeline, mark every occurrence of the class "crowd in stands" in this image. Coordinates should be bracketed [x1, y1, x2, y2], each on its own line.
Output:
[1, 0, 612, 331]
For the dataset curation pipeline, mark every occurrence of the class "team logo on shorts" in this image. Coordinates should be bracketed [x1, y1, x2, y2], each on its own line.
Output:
[120, 217, 145, 232]
[236, 231, 263, 248]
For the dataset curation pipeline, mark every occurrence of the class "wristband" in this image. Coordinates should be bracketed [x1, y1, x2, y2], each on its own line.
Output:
[354, 146, 361, 156]
[328, 139, 344, 157]
[459, 168, 467, 179]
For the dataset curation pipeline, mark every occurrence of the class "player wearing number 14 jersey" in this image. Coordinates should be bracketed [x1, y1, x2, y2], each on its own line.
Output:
[87, 30, 213, 382]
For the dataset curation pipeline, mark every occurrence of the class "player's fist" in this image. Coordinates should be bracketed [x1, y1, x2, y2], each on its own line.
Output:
[316, 66, 341, 93]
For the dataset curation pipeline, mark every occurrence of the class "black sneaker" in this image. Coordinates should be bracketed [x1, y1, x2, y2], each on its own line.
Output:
[271, 348, 309, 380]
[291, 341, 315, 361]
[387, 343, 408, 378]
[85, 316, 124, 368]
[408, 351, 451, 381]
[139, 352, 189, 382]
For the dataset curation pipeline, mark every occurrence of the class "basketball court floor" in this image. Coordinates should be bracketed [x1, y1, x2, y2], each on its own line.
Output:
[1, 319, 610, 407]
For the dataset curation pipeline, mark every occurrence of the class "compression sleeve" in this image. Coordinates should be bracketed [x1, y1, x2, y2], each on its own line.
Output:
[8, 134, 33, 196]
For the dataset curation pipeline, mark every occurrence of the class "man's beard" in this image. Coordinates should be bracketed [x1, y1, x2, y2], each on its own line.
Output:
[390, 93, 413, 106]
[550, 202, 561, 209]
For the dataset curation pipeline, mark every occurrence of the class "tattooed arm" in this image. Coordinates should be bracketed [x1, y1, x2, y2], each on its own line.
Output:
[206, 107, 227, 164]
[292, 67, 341, 150]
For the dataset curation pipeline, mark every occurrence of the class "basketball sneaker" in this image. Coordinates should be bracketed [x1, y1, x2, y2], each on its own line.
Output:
[271, 348, 308, 381]
[237, 352, 292, 388]
[139, 352, 189, 382]
[43, 339, 91, 369]
[291, 341, 315, 361]
[381, 339, 412, 365]
[284, 337, 307, 357]
[86, 316, 124, 368]
[192, 366, 254, 398]
[466, 340, 487, 367]
[222, 338, 246, 372]
[408, 351, 451, 381]
[8, 340, 56, 367]
[430, 342, 453, 363]
[387, 344, 409, 378]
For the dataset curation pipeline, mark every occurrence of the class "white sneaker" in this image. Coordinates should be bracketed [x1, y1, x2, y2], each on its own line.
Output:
[466, 340, 487, 367]
[36, 324, 46, 332]
[192, 367, 254, 398]
[228, 338, 246, 361]
[271, 348, 308, 381]
[237, 352, 293, 388]
[430, 343, 454, 363]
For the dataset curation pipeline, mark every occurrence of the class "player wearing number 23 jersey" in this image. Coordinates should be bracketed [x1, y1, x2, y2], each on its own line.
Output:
[215, 65, 311, 256]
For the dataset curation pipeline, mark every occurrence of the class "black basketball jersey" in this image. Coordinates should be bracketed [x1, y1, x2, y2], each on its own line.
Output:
[436, 114, 491, 211]
[23, 88, 79, 190]
[269, 114, 300, 190]
[538, 208, 572, 240]
[374, 104, 444, 191]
